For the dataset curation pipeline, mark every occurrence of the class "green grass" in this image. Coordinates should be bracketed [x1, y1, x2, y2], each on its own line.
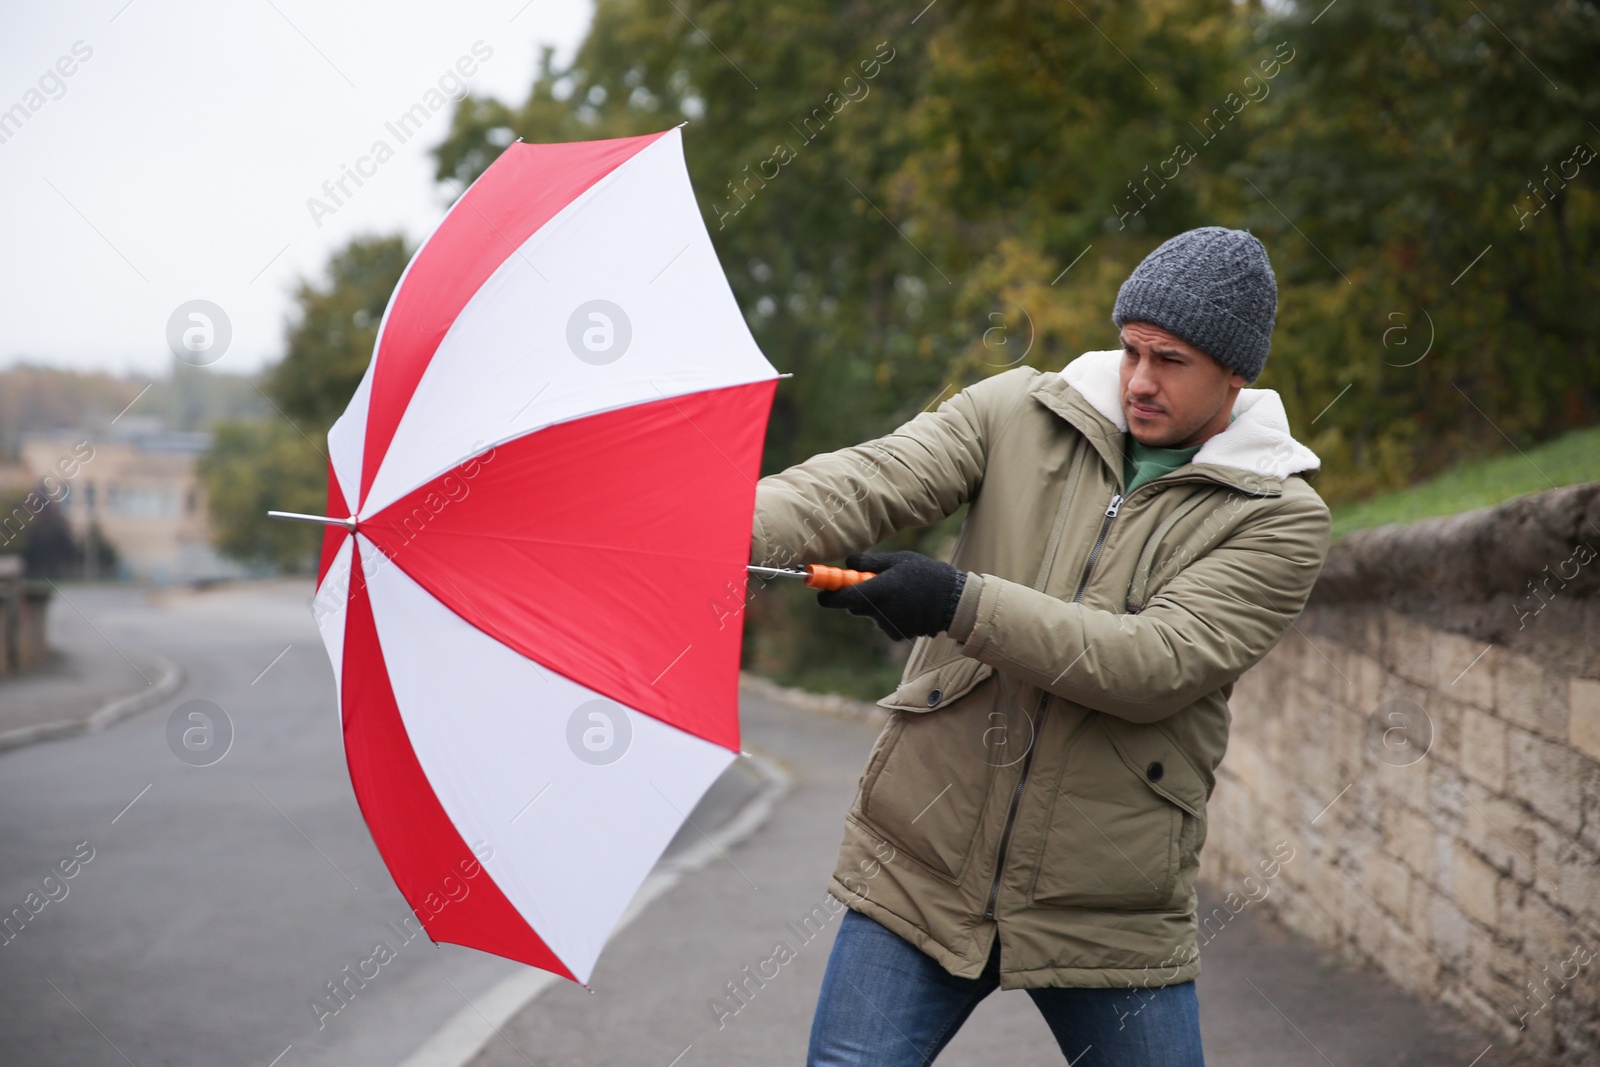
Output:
[1329, 425, 1600, 540]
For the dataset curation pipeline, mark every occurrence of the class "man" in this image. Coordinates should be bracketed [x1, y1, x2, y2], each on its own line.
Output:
[749, 227, 1330, 1065]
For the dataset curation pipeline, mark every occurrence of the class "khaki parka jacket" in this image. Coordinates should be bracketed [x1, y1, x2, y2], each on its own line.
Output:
[749, 350, 1331, 991]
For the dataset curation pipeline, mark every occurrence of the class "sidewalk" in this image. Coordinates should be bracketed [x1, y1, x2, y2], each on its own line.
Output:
[0, 583, 182, 751]
[449, 684, 1540, 1067]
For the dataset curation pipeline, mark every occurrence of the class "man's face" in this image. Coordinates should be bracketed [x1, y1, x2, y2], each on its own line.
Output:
[1118, 322, 1245, 448]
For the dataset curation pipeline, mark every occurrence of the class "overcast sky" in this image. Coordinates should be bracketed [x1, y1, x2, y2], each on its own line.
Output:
[0, 0, 593, 378]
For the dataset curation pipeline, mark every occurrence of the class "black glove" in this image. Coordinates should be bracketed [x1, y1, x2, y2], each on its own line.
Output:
[816, 551, 968, 641]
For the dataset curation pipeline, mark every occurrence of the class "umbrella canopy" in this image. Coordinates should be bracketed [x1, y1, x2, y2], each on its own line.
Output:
[309, 127, 777, 984]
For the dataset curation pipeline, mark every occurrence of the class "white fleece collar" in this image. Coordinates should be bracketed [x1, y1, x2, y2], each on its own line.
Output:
[1059, 349, 1321, 479]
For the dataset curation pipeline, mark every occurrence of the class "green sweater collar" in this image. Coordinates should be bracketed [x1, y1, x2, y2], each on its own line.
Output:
[1123, 435, 1202, 493]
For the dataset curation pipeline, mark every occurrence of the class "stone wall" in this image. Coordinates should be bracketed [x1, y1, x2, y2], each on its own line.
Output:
[1204, 484, 1600, 1066]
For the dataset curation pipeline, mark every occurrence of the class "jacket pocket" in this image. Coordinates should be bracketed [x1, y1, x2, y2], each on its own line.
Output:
[1028, 715, 1207, 911]
[876, 634, 995, 714]
[859, 671, 999, 882]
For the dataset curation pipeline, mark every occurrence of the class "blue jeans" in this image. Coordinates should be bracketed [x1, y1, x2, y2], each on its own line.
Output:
[808, 908, 1204, 1066]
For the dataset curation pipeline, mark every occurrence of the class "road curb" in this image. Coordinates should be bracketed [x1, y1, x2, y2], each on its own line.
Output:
[395, 748, 794, 1067]
[0, 649, 185, 754]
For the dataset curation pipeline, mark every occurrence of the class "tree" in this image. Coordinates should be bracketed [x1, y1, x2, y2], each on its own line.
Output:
[201, 233, 412, 570]
[0, 482, 84, 578]
[267, 235, 413, 431]
[198, 420, 327, 572]
[1235, 0, 1600, 501]
[21, 484, 81, 578]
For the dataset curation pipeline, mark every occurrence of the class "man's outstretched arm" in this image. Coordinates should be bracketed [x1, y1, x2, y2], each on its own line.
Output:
[949, 485, 1331, 723]
[751, 370, 1026, 568]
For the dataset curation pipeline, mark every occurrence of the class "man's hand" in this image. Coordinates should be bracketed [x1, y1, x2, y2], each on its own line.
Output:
[816, 551, 968, 641]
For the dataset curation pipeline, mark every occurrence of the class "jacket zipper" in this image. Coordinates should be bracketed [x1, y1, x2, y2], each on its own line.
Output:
[984, 490, 1123, 921]
[1071, 493, 1123, 603]
[985, 687, 1051, 919]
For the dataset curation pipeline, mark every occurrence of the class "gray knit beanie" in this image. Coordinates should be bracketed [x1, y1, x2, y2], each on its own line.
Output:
[1111, 226, 1277, 383]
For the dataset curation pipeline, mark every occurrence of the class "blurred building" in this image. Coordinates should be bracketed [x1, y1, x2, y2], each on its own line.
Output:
[19, 418, 246, 584]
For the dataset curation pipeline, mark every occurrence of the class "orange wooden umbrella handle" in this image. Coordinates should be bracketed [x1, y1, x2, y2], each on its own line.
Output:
[803, 564, 877, 590]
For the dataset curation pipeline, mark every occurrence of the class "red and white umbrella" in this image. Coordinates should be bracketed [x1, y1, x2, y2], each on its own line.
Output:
[288, 128, 778, 985]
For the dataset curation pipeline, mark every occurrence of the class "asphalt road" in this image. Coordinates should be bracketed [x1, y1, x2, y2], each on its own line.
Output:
[0, 581, 755, 1067]
[0, 581, 1523, 1066]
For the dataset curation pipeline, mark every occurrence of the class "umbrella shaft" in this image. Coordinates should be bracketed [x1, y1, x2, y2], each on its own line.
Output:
[746, 564, 876, 590]
[267, 510, 356, 529]
[746, 565, 807, 579]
